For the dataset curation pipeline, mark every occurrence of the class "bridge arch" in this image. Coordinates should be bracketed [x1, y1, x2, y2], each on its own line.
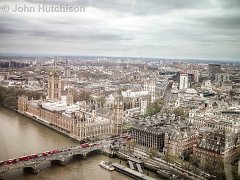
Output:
[23, 166, 39, 174]
[50, 159, 65, 166]
[85, 148, 102, 157]
[73, 153, 85, 159]
[73, 148, 102, 159]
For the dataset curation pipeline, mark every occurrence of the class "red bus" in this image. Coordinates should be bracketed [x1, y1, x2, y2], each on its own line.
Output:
[51, 150, 60, 154]
[42, 152, 48, 156]
[30, 154, 38, 159]
[19, 156, 29, 161]
[6, 159, 13, 164]
[81, 143, 89, 148]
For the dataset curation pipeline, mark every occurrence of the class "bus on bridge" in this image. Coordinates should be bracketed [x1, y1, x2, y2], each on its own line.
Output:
[0, 142, 104, 178]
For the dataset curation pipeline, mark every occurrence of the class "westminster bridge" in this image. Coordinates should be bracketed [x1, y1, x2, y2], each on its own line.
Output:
[0, 142, 105, 179]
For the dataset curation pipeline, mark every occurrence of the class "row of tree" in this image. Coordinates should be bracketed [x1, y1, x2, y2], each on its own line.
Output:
[172, 107, 189, 118]
[0, 86, 45, 109]
[145, 98, 165, 116]
[145, 98, 189, 118]
[71, 89, 91, 102]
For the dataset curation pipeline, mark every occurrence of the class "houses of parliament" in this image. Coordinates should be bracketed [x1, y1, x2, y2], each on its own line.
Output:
[18, 71, 124, 141]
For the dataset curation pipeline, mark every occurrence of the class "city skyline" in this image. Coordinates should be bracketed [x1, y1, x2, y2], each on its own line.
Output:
[1, 45, 240, 179]
[0, 0, 240, 61]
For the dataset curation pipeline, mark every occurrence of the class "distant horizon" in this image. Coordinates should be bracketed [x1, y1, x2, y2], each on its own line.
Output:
[0, 52, 239, 63]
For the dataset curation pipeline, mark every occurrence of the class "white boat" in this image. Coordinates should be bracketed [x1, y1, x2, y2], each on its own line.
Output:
[99, 161, 114, 171]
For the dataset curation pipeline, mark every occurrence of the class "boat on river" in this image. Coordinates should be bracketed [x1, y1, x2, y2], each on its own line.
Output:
[99, 161, 114, 171]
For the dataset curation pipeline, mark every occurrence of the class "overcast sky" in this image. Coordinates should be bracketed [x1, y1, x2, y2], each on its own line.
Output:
[0, 0, 240, 60]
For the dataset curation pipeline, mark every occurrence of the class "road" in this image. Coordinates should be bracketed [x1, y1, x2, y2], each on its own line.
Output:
[118, 145, 208, 180]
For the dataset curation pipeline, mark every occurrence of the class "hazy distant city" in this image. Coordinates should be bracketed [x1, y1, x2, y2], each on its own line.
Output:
[1, 0, 240, 180]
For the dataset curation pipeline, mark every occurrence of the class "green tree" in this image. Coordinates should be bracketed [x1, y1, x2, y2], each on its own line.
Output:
[0, 86, 45, 109]
[146, 98, 165, 116]
[71, 89, 90, 102]
[147, 147, 158, 158]
[172, 107, 189, 118]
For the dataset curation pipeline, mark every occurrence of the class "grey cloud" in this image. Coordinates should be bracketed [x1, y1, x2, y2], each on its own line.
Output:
[219, 0, 240, 8]
[21, 0, 240, 11]
[83, 0, 209, 15]
[0, 0, 240, 60]
[0, 16, 131, 43]
[23, 0, 209, 15]
[197, 16, 240, 30]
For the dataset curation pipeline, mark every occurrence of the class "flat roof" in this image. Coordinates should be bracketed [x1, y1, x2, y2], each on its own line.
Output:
[112, 163, 156, 180]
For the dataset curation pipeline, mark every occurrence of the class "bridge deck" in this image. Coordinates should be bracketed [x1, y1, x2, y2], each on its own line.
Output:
[0, 142, 105, 177]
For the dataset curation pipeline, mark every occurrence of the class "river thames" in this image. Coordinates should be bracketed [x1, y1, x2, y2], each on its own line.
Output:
[0, 106, 159, 180]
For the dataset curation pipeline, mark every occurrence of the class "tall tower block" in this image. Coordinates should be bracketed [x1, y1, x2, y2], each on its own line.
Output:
[179, 73, 188, 90]
[112, 98, 124, 135]
[65, 59, 70, 78]
[144, 79, 156, 103]
[47, 72, 62, 101]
